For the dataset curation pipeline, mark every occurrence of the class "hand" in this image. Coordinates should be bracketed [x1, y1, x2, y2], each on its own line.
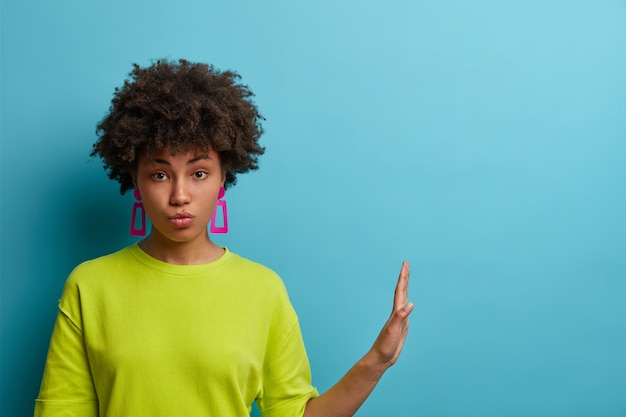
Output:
[302, 262, 414, 417]
[369, 261, 414, 369]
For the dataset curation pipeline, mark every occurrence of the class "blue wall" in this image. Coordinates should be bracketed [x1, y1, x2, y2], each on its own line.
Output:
[2, 1, 625, 416]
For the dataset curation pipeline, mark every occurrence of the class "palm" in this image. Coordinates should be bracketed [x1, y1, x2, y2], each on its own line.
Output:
[371, 261, 413, 367]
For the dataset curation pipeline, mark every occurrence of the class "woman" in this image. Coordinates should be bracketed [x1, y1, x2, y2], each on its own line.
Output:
[34, 59, 414, 417]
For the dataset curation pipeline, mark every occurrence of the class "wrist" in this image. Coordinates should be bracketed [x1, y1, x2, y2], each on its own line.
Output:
[359, 349, 391, 379]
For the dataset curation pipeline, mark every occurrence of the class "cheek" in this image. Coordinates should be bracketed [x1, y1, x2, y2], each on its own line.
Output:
[139, 199, 159, 221]
[205, 194, 220, 212]
[136, 188, 165, 214]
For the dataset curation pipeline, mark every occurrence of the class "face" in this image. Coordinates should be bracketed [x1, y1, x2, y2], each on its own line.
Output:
[134, 147, 225, 247]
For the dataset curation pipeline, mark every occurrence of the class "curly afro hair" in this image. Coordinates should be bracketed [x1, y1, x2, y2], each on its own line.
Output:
[91, 59, 265, 194]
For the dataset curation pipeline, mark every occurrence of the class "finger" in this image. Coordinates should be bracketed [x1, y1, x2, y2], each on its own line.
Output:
[399, 301, 414, 320]
[388, 301, 414, 330]
[393, 262, 407, 311]
[393, 261, 410, 311]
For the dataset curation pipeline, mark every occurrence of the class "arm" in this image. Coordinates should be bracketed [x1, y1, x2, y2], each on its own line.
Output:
[34, 273, 98, 417]
[34, 308, 98, 417]
[303, 262, 414, 417]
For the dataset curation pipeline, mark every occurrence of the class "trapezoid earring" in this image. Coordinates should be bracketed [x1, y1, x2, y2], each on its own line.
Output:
[210, 186, 228, 234]
[130, 188, 147, 236]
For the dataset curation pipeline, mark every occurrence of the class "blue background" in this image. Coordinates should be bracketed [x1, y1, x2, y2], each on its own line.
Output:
[2, 0, 625, 416]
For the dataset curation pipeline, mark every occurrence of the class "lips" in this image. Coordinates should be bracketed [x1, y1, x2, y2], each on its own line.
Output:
[169, 212, 194, 228]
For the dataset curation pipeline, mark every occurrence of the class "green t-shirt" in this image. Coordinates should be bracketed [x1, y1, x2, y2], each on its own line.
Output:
[35, 244, 318, 417]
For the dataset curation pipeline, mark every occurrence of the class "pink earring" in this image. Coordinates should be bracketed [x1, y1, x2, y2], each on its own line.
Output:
[130, 188, 147, 236]
[210, 187, 228, 234]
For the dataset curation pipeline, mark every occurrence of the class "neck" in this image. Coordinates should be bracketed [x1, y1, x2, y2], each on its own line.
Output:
[138, 234, 224, 265]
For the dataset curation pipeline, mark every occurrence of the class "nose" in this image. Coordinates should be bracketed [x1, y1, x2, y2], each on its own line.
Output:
[169, 180, 191, 206]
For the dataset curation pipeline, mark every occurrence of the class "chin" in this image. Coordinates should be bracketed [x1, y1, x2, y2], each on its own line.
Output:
[153, 228, 209, 244]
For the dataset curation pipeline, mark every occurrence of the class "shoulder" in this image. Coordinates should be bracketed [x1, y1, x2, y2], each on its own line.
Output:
[226, 252, 280, 278]
[226, 253, 300, 329]
[224, 251, 288, 293]
[66, 246, 135, 285]
[57, 246, 136, 319]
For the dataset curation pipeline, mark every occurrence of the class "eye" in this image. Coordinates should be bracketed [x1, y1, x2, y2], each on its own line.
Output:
[193, 171, 208, 179]
[151, 172, 167, 181]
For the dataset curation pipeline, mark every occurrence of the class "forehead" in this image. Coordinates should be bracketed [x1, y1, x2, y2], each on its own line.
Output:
[141, 146, 220, 163]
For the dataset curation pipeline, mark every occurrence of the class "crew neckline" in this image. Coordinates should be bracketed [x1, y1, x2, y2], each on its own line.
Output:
[127, 243, 234, 276]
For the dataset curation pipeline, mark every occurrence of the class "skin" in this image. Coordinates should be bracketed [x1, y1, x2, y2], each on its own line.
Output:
[133, 147, 225, 265]
[135, 146, 414, 415]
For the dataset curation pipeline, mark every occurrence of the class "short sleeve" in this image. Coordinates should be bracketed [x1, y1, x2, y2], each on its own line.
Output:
[34, 281, 98, 417]
[256, 319, 319, 417]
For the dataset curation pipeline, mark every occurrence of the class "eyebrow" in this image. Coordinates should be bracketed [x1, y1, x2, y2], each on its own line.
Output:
[153, 155, 211, 165]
